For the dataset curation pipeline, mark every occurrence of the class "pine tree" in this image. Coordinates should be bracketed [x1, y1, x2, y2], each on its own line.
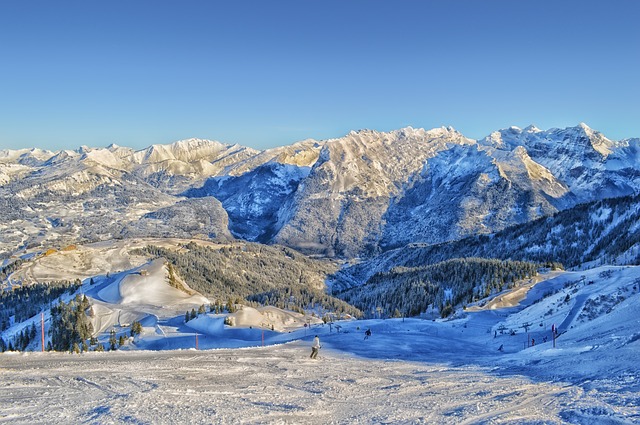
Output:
[130, 321, 142, 336]
[49, 296, 94, 352]
[109, 329, 117, 351]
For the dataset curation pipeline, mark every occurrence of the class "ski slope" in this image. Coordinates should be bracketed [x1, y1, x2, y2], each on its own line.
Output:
[0, 342, 633, 425]
[1, 264, 639, 423]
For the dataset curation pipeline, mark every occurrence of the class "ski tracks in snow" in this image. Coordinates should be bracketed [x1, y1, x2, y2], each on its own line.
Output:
[1, 342, 633, 424]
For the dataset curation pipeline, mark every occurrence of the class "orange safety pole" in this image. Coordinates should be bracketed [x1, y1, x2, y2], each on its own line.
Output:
[41, 312, 45, 352]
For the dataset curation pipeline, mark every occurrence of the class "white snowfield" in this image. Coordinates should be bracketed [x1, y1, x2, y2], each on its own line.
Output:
[1, 254, 639, 423]
[0, 342, 629, 425]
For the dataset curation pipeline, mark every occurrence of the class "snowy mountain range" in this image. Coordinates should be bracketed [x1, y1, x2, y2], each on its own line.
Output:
[2, 123, 639, 259]
[2, 124, 640, 423]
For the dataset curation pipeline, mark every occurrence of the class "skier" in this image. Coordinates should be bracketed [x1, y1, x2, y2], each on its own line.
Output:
[364, 328, 372, 340]
[310, 335, 321, 359]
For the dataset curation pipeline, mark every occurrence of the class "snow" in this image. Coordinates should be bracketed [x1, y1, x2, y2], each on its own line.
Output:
[2, 341, 633, 425]
[186, 314, 225, 336]
[81, 148, 125, 170]
[4, 123, 640, 259]
[99, 259, 208, 307]
[2, 264, 639, 423]
[1, 229, 639, 421]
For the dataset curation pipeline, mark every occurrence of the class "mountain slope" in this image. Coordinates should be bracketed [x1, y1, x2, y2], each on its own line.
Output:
[129, 138, 259, 193]
[333, 193, 640, 291]
[381, 144, 571, 249]
[0, 139, 248, 256]
[271, 127, 475, 257]
[480, 124, 638, 200]
[2, 124, 640, 260]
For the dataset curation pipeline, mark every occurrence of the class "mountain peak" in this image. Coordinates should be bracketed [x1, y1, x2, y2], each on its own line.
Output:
[523, 125, 541, 133]
[170, 138, 226, 149]
[425, 126, 461, 136]
[578, 122, 592, 131]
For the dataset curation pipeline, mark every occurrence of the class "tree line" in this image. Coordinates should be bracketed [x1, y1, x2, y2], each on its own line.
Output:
[0, 280, 80, 332]
[335, 258, 540, 318]
[134, 242, 361, 317]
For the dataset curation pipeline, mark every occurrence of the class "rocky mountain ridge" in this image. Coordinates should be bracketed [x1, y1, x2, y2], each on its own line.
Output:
[2, 124, 639, 259]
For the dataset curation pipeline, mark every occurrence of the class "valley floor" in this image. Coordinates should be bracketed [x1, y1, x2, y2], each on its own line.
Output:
[0, 341, 630, 425]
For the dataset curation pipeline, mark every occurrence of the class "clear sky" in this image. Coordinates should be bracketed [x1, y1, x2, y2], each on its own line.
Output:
[1, 1, 639, 151]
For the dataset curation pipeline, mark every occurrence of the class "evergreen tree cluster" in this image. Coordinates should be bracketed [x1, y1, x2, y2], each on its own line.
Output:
[134, 242, 361, 317]
[246, 285, 362, 318]
[336, 258, 539, 318]
[0, 258, 25, 280]
[0, 322, 37, 352]
[49, 294, 94, 352]
[1, 280, 80, 332]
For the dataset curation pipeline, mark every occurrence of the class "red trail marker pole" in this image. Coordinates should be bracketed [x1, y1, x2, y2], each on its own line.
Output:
[41, 312, 45, 352]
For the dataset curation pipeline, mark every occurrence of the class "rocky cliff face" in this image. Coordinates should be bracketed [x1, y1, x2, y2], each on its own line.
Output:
[2, 124, 639, 259]
[270, 127, 474, 257]
[480, 124, 638, 200]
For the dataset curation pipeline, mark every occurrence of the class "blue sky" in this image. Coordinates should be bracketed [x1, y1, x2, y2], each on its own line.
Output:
[1, 1, 639, 151]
